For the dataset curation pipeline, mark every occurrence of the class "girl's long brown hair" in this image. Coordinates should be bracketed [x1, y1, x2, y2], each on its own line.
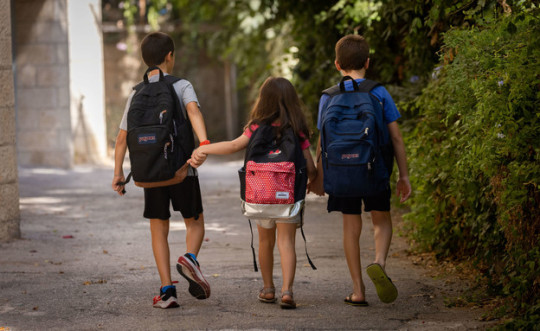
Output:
[246, 77, 310, 141]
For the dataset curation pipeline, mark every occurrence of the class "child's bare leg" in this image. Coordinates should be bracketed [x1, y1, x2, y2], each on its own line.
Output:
[343, 214, 365, 301]
[370, 211, 392, 269]
[184, 213, 205, 256]
[150, 218, 172, 287]
[258, 225, 276, 299]
[276, 223, 297, 298]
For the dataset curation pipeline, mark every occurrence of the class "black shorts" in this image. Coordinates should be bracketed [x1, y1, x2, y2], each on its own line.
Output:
[327, 189, 391, 215]
[143, 176, 203, 220]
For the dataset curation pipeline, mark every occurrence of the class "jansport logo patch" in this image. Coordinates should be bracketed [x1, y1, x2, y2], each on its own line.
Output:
[138, 134, 157, 144]
[341, 153, 359, 160]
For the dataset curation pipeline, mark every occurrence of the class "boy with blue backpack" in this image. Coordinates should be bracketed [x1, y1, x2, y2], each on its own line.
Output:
[309, 34, 411, 306]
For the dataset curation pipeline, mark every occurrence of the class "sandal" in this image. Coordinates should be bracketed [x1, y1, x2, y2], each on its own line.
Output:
[258, 287, 277, 303]
[366, 263, 398, 303]
[280, 290, 296, 309]
[344, 293, 368, 306]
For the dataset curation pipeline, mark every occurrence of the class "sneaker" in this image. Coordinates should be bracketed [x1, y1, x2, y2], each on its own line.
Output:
[176, 254, 211, 299]
[152, 286, 179, 309]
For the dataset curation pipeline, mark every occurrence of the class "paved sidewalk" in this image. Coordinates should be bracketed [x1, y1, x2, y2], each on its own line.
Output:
[1, 160, 491, 330]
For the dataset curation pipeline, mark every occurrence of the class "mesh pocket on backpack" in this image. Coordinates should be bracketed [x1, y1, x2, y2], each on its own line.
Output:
[245, 161, 295, 204]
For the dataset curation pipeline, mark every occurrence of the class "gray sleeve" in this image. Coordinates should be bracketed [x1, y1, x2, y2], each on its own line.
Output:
[173, 80, 200, 109]
[119, 91, 135, 131]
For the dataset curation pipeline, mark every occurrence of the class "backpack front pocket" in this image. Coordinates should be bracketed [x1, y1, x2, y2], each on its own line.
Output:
[127, 125, 174, 182]
[324, 140, 386, 197]
[245, 161, 295, 204]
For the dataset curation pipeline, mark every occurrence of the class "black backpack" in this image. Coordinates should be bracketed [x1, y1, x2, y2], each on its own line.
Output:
[320, 77, 394, 197]
[124, 67, 194, 188]
[238, 124, 316, 271]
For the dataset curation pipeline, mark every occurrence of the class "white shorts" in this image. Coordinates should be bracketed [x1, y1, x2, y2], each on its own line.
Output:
[255, 214, 303, 229]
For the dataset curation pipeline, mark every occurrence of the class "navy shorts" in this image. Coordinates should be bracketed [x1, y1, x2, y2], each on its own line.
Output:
[327, 189, 391, 215]
[143, 176, 203, 220]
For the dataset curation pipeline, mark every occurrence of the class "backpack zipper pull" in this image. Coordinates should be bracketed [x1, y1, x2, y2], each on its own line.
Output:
[367, 162, 372, 171]
[365, 127, 369, 135]
[159, 110, 167, 124]
[170, 134, 174, 152]
[324, 152, 329, 169]
[163, 142, 170, 159]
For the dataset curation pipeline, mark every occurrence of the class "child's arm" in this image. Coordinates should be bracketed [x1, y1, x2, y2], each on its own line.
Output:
[186, 101, 208, 143]
[189, 135, 250, 168]
[303, 148, 317, 182]
[307, 136, 325, 196]
[387, 121, 411, 203]
[112, 129, 128, 196]
[185, 101, 209, 166]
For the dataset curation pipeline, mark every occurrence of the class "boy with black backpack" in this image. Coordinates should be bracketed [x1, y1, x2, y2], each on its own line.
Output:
[111, 32, 211, 308]
[309, 34, 411, 306]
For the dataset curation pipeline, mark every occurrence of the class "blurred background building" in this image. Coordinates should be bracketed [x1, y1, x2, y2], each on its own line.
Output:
[1, 0, 242, 240]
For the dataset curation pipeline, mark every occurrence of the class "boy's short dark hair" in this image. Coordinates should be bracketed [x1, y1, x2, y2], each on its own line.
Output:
[141, 32, 175, 67]
[335, 35, 370, 71]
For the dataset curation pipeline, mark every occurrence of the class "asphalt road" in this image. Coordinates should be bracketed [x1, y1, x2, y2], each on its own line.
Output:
[0, 159, 493, 330]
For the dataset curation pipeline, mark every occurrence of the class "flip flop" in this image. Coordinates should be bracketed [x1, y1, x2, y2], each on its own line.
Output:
[366, 263, 398, 303]
[280, 290, 296, 309]
[344, 293, 368, 306]
[258, 287, 277, 303]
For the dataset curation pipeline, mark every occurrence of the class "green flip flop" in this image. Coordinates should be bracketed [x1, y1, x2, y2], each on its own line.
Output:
[366, 263, 398, 303]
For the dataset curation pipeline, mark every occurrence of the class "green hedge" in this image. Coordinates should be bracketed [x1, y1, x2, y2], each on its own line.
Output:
[402, 11, 539, 327]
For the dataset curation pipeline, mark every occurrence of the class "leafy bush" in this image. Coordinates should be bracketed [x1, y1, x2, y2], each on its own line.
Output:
[403, 10, 540, 326]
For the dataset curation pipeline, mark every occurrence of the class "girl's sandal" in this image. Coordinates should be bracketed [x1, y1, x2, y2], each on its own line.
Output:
[280, 290, 297, 309]
[258, 287, 277, 303]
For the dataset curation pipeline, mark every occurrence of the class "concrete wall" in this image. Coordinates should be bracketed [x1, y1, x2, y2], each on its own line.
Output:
[14, 0, 72, 168]
[0, 0, 20, 241]
[14, 0, 107, 167]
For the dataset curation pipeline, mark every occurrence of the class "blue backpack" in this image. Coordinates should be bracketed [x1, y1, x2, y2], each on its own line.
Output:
[320, 76, 394, 197]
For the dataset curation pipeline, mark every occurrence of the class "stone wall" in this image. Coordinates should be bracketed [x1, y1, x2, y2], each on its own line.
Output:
[0, 0, 20, 241]
[14, 0, 72, 168]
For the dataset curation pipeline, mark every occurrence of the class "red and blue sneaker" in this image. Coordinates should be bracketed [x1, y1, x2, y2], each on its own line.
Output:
[152, 285, 179, 309]
[176, 254, 211, 299]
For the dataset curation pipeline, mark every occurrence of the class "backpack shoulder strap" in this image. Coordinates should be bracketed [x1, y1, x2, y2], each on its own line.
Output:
[163, 75, 189, 121]
[322, 79, 381, 96]
[322, 85, 341, 97]
[132, 81, 144, 92]
[163, 75, 182, 85]
[357, 79, 381, 93]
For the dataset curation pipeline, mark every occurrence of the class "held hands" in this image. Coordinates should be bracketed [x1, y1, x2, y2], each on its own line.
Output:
[188, 147, 208, 168]
[396, 176, 411, 203]
[112, 174, 125, 196]
[307, 174, 325, 196]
